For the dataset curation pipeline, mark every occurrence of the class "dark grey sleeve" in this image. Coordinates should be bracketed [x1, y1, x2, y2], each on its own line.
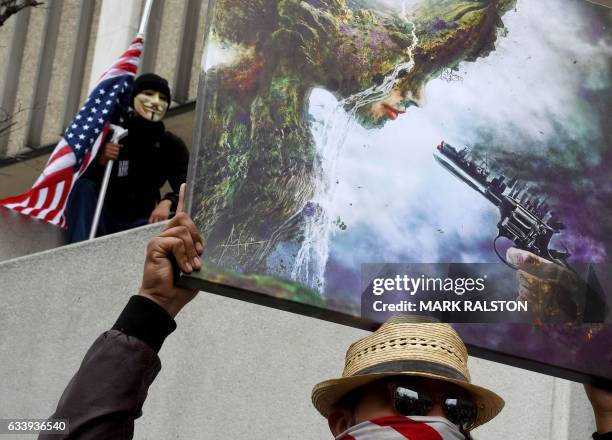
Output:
[39, 296, 176, 440]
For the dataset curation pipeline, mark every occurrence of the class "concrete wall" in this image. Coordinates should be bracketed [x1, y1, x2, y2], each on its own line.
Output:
[0, 224, 596, 439]
[0, 206, 66, 262]
[0, 0, 98, 156]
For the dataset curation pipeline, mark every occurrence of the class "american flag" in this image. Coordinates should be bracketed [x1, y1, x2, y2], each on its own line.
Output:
[0, 36, 143, 227]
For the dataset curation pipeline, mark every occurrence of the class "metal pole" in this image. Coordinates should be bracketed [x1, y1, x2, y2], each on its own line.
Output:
[88, 159, 114, 239]
[88, 0, 155, 240]
[138, 0, 155, 37]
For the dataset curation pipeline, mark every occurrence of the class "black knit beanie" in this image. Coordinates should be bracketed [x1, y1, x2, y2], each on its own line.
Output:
[131, 73, 171, 105]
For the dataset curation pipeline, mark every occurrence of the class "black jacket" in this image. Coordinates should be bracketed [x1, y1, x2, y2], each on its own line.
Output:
[84, 115, 189, 221]
[39, 296, 176, 439]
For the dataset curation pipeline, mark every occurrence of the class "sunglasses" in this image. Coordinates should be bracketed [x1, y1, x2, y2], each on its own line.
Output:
[387, 381, 478, 430]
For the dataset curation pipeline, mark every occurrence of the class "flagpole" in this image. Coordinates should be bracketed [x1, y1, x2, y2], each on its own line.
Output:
[137, 0, 155, 37]
[88, 0, 155, 240]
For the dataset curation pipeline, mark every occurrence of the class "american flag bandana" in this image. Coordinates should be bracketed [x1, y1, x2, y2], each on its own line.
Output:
[336, 416, 465, 440]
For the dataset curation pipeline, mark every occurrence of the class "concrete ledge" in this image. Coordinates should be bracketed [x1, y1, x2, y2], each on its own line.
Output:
[0, 206, 66, 263]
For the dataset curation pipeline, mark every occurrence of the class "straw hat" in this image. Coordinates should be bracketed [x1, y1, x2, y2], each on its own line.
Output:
[311, 316, 504, 429]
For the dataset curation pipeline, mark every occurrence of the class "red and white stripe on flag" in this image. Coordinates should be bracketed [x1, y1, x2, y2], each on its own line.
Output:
[0, 133, 107, 226]
[0, 37, 143, 227]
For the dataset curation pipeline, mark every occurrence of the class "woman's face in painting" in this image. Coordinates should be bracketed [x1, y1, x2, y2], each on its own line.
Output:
[368, 87, 423, 123]
[349, 72, 426, 129]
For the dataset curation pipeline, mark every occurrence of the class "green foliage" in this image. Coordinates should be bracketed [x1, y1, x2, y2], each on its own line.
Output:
[213, 0, 278, 45]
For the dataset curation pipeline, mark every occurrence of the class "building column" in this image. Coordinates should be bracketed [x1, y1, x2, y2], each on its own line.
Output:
[88, 0, 144, 90]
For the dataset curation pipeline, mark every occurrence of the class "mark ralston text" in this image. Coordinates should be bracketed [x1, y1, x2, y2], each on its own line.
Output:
[372, 300, 528, 313]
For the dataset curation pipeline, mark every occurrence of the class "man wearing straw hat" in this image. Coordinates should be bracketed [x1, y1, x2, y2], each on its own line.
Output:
[312, 317, 612, 439]
[40, 201, 612, 438]
[311, 317, 496, 439]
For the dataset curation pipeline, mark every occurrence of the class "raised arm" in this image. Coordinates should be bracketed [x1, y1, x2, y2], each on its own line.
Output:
[40, 185, 203, 439]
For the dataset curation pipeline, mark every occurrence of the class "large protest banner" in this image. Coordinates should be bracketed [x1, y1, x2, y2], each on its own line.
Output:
[181, 0, 612, 386]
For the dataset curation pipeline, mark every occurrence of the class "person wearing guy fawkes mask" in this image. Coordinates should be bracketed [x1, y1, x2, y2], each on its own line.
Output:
[65, 73, 189, 243]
